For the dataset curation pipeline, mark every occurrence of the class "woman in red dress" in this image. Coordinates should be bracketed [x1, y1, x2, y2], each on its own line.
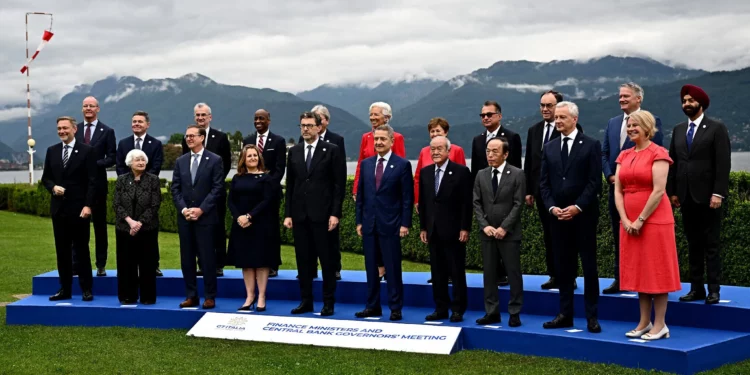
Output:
[413, 117, 467, 207]
[614, 110, 681, 341]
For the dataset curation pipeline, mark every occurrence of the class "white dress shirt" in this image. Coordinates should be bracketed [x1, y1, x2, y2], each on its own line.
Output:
[492, 161, 506, 183]
[686, 113, 705, 140]
[559, 127, 579, 155]
[375, 150, 393, 175]
[62, 138, 76, 159]
[434, 160, 449, 191]
[541, 122, 554, 150]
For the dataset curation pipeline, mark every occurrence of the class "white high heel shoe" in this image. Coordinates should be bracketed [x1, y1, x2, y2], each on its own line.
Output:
[625, 322, 653, 338]
[641, 325, 670, 340]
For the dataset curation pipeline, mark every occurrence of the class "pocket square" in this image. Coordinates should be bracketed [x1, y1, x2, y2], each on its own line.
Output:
[266, 148, 275, 151]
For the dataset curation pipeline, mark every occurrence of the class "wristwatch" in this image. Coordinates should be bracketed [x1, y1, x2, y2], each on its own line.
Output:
[638, 216, 645, 222]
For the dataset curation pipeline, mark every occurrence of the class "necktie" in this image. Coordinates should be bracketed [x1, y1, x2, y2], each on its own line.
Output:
[305, 145, 313, 172]
[561, 137, 570, 166]
[492, 169, 499, 195]
[543, 123, 552, 145]
[686, 122, 696, 152]
[434, 168, 441, 194]
[257, 134, 264, 153]
[62, 145, 70, 168]
[190, 154, 200, 184]
[135, 137, 142, 150]
[84, 124, 92, 144]
[375, 158, 385, 190]
[620, 116, 629, 149]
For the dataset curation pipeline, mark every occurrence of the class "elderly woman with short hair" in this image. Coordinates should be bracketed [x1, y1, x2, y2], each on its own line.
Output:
[113, 149, 162, 304]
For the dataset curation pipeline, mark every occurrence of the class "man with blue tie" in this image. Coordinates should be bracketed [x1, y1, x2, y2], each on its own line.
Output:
[355, 125, 413, 321]
[601, 83, 663, 294]
[540, 102, 603, 333]
[171, 125, 225, 309]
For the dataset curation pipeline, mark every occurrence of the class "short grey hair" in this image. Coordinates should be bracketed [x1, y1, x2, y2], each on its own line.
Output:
[556, 101, 579, 118]
[125, 149, 148, 167]
[369, 102, 393, 122]
[194, 102, 212, 114]
[430, 135, 451, 151]
[620, 82, 644, 101]
[311, 104, 330, 120]
[373, 124, 395, 140]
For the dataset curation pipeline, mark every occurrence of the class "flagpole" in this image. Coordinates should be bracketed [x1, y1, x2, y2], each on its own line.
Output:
[25, 12, 54, 185]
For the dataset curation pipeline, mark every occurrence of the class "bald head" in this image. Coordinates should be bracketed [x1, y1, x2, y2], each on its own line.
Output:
[82, 96, 100, 122]
[254, 109, 271, 134]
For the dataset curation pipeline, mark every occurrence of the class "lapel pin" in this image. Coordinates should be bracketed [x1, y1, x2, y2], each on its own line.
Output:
[148, 140, 152, 144]
[449, 171, 453, 175]
[501, 133, 505, 136]
[100, 128, 103, 131]
[205, 157, 209, 160]
[506, 170, 510, 174]
[579, 140, 583, 144]
[703, 125, 706, 128]
[74, 150, 79, 153]
[323, 148, 327, 152]
[212, 134, 215, 138]
[390, 165, 394, 168]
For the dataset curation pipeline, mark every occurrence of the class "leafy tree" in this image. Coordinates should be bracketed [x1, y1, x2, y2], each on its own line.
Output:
[168, 133, 184, 145]
[162, 144, 183, 169]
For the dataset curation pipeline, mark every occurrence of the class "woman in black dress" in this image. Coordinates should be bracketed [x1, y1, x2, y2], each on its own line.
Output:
[228, 144, 278, 311]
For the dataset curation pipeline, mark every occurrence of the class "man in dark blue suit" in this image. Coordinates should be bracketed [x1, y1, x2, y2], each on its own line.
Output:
[600, 83, 663, 294]
[74, 96, 116, 276]
[171, 125, 225, 309]
[540, 102, 603, 333]
[116, 111, 164, 276]
[355, 125, 413, 321]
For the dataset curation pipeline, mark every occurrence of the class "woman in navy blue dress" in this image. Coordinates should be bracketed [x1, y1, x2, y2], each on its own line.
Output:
[227, 145, 278, 311]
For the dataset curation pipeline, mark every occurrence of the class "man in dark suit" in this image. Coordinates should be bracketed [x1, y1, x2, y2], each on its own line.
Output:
[42, 116, 97, 301]
[116, 110, 165, 276]
[172, 125, 225, 309]
[283, 111, 345, 316]
[419, 136, 472, 323]
[540, 101, 603, 333]
[182, 103, 232, 276]
[471, 100, 521, 286]
[667, 84, 731, 305]
[601, 83, 664, 294]
[355, 125, 413, 321]
[474, 137, 526, 327]
[243, 109, 286, 277]
[74, 96, 116, 276]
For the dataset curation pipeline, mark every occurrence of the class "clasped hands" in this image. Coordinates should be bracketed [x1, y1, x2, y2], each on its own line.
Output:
[482, 226, 507, 239]
[182, 207, 204, 221]
[237, 214, 252, 228]
[622, 218, 642, 236]
[126, 217, 143, 236]
[551, 205, 580, 221]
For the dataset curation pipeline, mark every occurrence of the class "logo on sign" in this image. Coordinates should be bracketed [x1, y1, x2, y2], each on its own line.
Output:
[216, 316, 248, 331]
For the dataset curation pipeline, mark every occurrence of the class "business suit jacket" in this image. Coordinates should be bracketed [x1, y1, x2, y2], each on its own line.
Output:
[76, 121, 116, 194]
[116, 134, 164, 176]
[183, 128, 232, 179]
[667, 116, 731, 204]
[473, 165, 526, 242]
[42, 142, 98, 217]
[244, 131, 287, 185]
[113, 172, 162, 232]
[418, 161, 472, 240]
[524, 121, 584, 196]
[355, 154, 413, 236]
[284, 141, 345, 222]
[471, 126, 522, 183]
[171, 150, 225, 226]
[602, 114, 663, 179]
[540, 132, 602, 214]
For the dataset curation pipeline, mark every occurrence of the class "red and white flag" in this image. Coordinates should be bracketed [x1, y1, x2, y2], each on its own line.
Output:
[20, 30, 54, 74]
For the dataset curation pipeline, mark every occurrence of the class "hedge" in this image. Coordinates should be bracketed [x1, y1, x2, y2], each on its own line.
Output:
[3, 172, 750, 286]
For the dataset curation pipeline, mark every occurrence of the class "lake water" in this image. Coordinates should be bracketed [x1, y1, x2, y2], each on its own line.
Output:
[4, 152, 750, 184]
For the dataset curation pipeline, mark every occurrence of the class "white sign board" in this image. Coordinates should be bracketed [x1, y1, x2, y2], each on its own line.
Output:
[187, 313, 462, 355]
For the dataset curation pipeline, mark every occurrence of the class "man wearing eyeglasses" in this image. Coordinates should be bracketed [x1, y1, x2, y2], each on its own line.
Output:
[181, 103, 232, 277]
[243, 109, 287, 277]
[470, 100, 522, 287]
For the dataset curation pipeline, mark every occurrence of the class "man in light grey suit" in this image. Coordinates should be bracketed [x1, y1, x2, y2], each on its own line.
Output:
[473, 137, 525, 327]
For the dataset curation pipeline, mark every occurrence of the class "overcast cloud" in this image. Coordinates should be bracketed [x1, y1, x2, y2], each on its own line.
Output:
[1, 0, 749, 115]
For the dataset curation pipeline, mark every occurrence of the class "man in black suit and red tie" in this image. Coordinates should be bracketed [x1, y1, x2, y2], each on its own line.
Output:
[243, 109, 287, 277]
[43, 116, 98, 302]
[182, 103, 232, 276]
[284, 111, 345, 316]
[74, 96, 116, 277]
[667, 84, 731, 305]
[419, 136, 472, 323]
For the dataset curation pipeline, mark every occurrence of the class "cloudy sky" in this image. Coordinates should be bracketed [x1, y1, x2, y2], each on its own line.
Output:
[1, 0, 749, 116]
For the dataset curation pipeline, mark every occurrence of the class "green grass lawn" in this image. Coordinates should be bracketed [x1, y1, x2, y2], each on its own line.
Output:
[0, 210, 746, 374]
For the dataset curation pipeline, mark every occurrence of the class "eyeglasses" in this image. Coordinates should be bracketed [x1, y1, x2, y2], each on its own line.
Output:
[82, 104, 98, 108]
[540, 103, 555, 109]
[479, 112, 497, 118]
[299, 124, 318, 129]
[184, 134, 203, 139]
[195, 113, 210, 117]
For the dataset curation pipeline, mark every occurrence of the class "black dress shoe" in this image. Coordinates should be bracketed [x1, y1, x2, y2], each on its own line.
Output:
[320, 305, 335, 316]
[509, 314, 522, 327]
[196, 268, 204, 276]
[96, 268, 107, 277]
[82, 290, 94, 302]
[706, 292, 720, 305]
[476, 314, 501, 325]
[269, 269, 278, 278]
[449, 312, 463, 323]
[587, 318, 602, 333]
[425, 311, 449, 321]
[355, 308, 383, 318]
[216, 268, 224, 277]
[541, 277, 557, 290]
[291, 302, 314, 314]
[497, 276, 509, 286]
[49, 289, 72, 301]
[155, 268, 163, 277]
[679, 290, 706, 302]
[543, 314, 573, 329]
[390, 310, 403, 321]
[602, 280, 621, 294]
[336, 272, 342, 281]
[427, 278, 432, 283]
[120, 299, 137, 305]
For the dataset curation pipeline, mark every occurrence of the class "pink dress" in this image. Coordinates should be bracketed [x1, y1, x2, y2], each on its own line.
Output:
[616, 142, 682, 294]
